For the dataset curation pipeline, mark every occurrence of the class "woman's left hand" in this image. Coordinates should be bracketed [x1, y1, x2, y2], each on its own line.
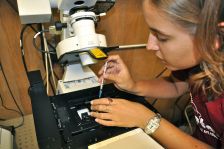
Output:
[90, 98, 155, 129]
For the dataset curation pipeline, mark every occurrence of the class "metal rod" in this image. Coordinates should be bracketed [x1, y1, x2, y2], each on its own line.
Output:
[118, 44, 146, 49]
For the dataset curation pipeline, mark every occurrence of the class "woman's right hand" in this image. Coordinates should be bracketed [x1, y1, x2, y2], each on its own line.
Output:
[98, 55, 136, 93]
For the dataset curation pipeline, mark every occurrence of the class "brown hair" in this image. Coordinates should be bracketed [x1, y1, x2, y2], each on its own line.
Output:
[150, 0, 224, 98]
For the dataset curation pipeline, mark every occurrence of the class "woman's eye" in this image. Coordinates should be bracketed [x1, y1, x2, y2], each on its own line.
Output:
[157, 36, 168, 42]
[149, 30, 169, 42]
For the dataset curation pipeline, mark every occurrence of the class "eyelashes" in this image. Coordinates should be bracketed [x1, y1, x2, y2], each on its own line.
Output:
[149, 30, 169, 42]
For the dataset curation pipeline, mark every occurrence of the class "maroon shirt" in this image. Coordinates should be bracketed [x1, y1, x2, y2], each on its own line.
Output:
[191, 92, 224, 148]
[172, 66, 224, 148]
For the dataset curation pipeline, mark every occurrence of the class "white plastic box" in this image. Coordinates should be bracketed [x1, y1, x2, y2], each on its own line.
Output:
[17, 0, 52, 24]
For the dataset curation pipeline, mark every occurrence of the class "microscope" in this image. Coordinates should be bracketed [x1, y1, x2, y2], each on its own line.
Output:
[55, 0, 115, 94]
[18, 0, 115, 94]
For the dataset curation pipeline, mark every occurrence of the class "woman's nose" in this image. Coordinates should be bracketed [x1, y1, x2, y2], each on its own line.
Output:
[146, 33, 159, 51]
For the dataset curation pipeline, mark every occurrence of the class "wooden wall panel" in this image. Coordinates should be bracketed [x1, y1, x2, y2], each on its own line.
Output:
[0, 0, 46, 119]
[0, 0, 30, 119]
[0, 0, 178, 120]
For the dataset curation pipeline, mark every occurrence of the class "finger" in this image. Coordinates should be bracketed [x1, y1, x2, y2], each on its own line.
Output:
[99, 54, 123, 75]
[98, 65, 118, 81]
[105, 67, 120, 75]
[90, 112, 112, 120]
[91, 105, 109, 112]
[95, 118, 116, 126]
[104, 72, 120, 82]
[98, 72, 119, 83]
[91, 98, 114, 105]
[98, 61, 118, 75]
[107, 55, 123, 64]
[98, 63, 109, 75]
[98, 75, 107, 84]
[98, 76, 103, 83]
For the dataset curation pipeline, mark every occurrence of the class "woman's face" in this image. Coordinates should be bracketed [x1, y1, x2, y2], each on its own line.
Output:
[143, 0, 202, 71]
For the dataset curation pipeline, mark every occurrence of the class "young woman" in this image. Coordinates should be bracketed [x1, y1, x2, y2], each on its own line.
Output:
[90, 0, 224, 148]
